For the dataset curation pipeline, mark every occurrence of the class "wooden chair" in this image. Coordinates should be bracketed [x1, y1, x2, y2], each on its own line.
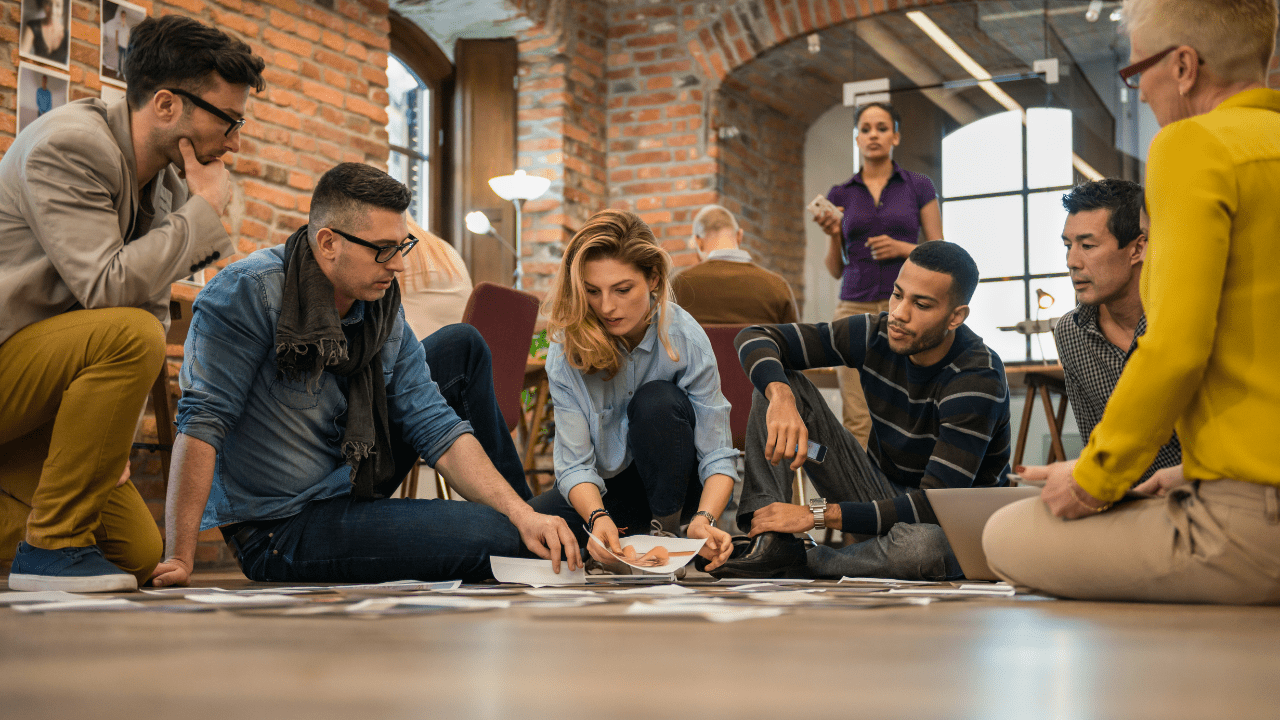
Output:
[131, 298, 186, 482]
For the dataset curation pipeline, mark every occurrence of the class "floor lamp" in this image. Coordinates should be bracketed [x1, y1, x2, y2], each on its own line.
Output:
[481, 170, 550, 290]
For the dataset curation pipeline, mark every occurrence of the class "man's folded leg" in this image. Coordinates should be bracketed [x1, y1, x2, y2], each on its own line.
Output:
[420, 323, 532, 500]
[0, 309, 164, 591]
[233, 493, 524, 584]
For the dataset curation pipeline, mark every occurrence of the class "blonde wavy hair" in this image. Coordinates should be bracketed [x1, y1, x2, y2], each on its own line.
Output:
[400, 217, 468, 293]
[546, 209, 678, 380]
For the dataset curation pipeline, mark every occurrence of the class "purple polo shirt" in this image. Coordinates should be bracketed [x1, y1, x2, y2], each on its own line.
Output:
[827, 163, 938, 302]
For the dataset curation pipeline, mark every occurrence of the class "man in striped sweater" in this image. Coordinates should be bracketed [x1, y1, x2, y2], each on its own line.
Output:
[717, 241, 1011, 580]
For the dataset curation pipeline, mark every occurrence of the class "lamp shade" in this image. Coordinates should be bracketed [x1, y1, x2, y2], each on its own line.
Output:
[488, 170, 550, 202]
[465, 211, 492, 235]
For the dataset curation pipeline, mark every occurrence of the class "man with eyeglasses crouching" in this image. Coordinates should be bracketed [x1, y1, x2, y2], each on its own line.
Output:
[150, 163, 581, 587]
[1, 15, 265, 593]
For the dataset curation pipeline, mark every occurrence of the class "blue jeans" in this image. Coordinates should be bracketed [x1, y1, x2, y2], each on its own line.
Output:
[422, 323, 530, 500]
[530, 380, 701, 544]
[225, 324, 530, 582]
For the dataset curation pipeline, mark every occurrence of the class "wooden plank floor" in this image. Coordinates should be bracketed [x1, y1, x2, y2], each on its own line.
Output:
[3, 570, 1279, 720]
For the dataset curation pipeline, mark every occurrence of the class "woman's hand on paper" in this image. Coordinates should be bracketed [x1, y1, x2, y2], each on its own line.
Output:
[686, 516, 732, 571]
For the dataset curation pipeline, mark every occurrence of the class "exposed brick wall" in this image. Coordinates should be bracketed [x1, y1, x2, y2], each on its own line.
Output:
[513, 0, 609, 288]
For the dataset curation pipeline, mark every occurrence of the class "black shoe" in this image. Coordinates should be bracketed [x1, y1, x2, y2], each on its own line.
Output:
[691, 535, 752, 573]
[705, 532, 809, 579]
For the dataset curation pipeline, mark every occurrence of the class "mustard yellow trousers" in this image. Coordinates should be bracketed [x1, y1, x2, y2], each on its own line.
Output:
[0, 308, 165, 585]
[833, 299, 891, 449]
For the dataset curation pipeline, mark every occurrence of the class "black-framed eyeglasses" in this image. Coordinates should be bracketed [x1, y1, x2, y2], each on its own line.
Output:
[161, 87, 246, 136]
[1118, 45, 1201, 89]
[329, 228, 419, 263]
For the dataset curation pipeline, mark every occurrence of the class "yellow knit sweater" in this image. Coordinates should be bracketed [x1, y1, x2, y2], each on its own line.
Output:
[1076, 88, 1280, 502]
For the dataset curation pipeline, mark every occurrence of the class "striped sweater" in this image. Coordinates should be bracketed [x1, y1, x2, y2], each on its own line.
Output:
[736, 313, 1012, 534]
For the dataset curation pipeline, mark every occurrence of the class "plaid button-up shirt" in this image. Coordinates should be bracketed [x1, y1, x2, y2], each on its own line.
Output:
[1054, 303, 1181, 484]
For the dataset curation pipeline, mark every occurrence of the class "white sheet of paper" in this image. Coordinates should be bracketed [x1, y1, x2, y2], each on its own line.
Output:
[12, 598, 140, 613]
[623, 601, 785, 623]
[338, 580, 462, 592]
[606, 584, 696, 596]
[186, 593, 307, 607]
[141, 587, 232, 595]
[714, 578, 814, 585]
[490, 556, 586, 587]
[585, 530, 706, 574]
[886, 586, 1016, 596]
[745, 590, 828, 603]
[523, 588, 600, 598]
[0, 590, 91, 605]
[839, 577, 942, 585]
[346, 596, 512, 613]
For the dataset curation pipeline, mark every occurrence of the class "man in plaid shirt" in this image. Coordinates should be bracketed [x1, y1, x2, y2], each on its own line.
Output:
[1054, 179, 1181, 484]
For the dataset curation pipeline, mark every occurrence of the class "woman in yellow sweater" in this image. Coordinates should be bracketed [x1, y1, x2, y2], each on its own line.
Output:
[983, 0, 1280, 604]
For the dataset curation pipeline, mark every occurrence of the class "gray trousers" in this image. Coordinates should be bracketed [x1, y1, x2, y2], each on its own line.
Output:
[738, 370, 960, 581]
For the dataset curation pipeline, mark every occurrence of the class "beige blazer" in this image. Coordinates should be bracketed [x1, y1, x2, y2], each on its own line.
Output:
[0, 98, 233, 344]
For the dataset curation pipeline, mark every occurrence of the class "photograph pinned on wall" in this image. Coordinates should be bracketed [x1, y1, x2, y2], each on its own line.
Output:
[19, 0, 71, 70]
[17, 63, 70, 135]
[100, 0, 147, 87]
[101, 83, 126, 105]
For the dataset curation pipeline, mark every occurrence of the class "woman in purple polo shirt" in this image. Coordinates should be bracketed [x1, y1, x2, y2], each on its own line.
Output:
[813, 102, 943, 447]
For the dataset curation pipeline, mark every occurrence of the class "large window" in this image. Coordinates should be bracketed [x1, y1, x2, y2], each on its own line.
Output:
[941, 108, 1075, 363]
[386, 11, 452, 237]
[386, 55, 432, 229]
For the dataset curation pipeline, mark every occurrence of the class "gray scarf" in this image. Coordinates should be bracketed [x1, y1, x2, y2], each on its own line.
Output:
[275, 225, 399, 499]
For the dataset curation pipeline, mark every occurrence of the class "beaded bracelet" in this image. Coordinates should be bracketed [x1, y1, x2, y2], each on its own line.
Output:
[586, 508, 611, 534]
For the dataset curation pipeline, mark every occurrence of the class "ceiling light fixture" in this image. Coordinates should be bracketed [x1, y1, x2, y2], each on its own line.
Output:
[904, 10, 1104, 181]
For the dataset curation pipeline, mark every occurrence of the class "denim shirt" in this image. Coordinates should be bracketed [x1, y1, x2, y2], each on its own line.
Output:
[549, 303, 739, 501]
[177, 245, 471, 530]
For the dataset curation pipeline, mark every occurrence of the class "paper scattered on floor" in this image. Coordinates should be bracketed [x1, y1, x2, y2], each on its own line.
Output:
[490, 556, 586, 586]
[340, 580, 462, 593]
[0, 590, 91, 605]
[744, 590, 828, 603]
[345, 596, 512, 614]
[839, 577, 943, 585]
[624, 601, 785, 623]
[12, 598, 140, 613]
[186, 593, 308, 607]
[714, 578, 814, 585]
[606, 584, 696, 596]
[887, 583, 1015, 597]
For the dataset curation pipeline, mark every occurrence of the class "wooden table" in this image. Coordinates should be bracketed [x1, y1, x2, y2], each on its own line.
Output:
[1004, 362, 1069, 467]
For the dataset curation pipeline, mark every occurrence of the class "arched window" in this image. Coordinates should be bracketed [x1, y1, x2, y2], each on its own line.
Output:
[387, 12, 452, 236]
[941, 108, 1075, 362]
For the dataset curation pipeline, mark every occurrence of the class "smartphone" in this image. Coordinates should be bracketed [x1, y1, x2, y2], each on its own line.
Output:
[807, 194, 842, 222]
[796, 440, 827, 464]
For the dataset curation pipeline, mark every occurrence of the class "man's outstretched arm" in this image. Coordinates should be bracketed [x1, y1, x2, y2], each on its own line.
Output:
[435, 434, 581, 574]
[150, 433, 217, 587]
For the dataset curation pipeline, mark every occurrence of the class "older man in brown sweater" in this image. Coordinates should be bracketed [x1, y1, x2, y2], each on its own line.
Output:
[672, 205, 798, 325]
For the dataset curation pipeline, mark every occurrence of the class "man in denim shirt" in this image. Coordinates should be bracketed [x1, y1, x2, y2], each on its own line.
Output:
[151, 164, 578, 586]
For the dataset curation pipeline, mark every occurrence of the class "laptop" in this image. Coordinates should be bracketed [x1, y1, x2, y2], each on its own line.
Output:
[924, 486, 1040, 581]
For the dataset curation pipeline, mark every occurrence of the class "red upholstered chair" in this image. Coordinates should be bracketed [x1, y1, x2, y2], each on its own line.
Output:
[462, 281, 541, 434]
[700, 324, 754, 451]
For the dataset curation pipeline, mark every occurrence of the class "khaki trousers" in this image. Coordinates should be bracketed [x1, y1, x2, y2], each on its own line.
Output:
[833, 299, 890, 449]
[983, 479, 1280, 605]
[0, 308, 165, 584]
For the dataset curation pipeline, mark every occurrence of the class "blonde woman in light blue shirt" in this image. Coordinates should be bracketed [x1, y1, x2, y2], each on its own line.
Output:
[527, 210, 737, 571]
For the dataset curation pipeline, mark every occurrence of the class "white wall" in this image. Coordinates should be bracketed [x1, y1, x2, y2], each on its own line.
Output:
[802, 104, 855, 324]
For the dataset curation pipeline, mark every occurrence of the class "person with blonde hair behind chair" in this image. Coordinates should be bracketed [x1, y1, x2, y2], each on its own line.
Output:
[984, 0, 1280, 605]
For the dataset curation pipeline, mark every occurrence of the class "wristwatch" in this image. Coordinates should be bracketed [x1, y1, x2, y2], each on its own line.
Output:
[808, 497, 828, 530]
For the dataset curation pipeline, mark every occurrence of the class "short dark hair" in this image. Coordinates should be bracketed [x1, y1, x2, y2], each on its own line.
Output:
[309, 163, 411, 241]
[124, 15, 266, 110]
[1061, 179, 1145, 248]
[907, 241, 980, 307]
[855, 101, 902, 133]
